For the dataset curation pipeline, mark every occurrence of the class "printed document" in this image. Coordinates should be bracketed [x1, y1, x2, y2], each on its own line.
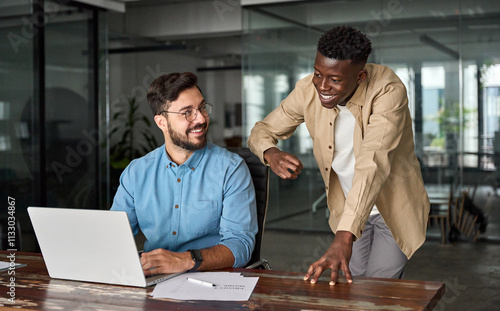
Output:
[0, 261, 26, 272]
[151, 272, 259, 301]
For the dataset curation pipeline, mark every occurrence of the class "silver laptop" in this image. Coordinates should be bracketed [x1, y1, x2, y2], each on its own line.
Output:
[28, 207, 182, 287]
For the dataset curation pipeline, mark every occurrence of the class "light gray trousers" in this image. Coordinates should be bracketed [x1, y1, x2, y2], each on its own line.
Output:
[349, 213, 407, 279]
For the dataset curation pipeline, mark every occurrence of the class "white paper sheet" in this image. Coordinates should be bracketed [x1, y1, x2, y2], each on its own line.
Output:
[151, 272, 259, 301]
[0, 261, 26, 272]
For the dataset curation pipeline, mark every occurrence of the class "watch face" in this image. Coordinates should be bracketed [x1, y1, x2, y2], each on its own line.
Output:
[191, 249, 203, 261]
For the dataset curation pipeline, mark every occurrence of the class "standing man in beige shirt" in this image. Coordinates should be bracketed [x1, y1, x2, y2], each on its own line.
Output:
[248, 25, 429, 285]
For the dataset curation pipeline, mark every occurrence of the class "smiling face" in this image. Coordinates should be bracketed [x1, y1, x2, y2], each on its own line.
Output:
[161, 86, 209, 152]
[312, 51, 367, 109]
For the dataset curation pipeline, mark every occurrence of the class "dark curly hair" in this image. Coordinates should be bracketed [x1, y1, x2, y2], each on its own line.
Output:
[147, 72, 202, 115]
[317, 25, 372, 64]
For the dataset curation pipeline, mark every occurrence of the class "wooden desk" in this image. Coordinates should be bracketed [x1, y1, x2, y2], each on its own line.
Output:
[0, 252, 445, 310]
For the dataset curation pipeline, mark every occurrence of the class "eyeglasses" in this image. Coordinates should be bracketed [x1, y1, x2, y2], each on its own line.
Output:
[159, 103, 213, 122]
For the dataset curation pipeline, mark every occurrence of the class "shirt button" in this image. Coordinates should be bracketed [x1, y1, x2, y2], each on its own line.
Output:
[330, 122, 333, 126]
[175, 205, 179, 209]
[191, 167, 195, 171]
[326, 186, 329, 190]
[177, 178, 181, 182]
[325, 167, 328, 171]
[328, 145, 332, 149]
[172, 231, 177, 235]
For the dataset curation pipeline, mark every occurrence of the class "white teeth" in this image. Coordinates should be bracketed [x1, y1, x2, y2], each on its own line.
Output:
[320, 93, 333, 100]
[190, 129, 202, 133]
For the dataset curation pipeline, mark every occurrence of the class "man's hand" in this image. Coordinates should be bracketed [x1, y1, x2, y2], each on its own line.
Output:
[264, 147, 303, 180]
[140, 249, 193, 276]
[303, 231, 354, 285]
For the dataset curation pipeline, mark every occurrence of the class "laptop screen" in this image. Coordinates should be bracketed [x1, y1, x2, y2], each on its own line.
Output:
[28, 207, 150, 287]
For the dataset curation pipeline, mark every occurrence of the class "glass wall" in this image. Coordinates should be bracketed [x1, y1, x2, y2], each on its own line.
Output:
[242, 0, 500, 227]
[0, 2, 36, 223]
[0, 1, 108, 251]
[242, 6, 323, 223]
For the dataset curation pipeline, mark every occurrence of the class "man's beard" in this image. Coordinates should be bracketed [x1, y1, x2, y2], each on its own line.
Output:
[167, 122, 208, 151]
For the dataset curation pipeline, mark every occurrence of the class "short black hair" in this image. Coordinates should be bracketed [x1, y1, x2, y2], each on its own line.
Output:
[317, 25, 372, 64]
[147, 72, 201, 115]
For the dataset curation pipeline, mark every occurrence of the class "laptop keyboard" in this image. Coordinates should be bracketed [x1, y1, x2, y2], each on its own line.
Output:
[138, 251, 163, 279]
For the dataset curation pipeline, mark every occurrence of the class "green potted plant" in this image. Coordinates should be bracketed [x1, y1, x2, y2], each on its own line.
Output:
[110, 96, 158, 169]
[109, 97, 159, 195]
[429, 98, 475, 149]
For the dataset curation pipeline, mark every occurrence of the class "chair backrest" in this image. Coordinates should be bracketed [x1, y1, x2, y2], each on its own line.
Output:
[228, 147, 269, 266]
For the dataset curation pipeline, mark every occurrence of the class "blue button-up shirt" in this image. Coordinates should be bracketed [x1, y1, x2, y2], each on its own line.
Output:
[111, 143, 258, 267]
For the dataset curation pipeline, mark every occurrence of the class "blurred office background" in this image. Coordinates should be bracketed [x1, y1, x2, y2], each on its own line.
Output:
[1, 0, 500, 255]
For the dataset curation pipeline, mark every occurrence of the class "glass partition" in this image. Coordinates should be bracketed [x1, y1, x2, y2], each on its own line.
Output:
[0, 2, 36, 220]
[242, 0, 500, 230]
[242, 7, 323, 225]
[0, 0, 107, 251]
[44, 4, 98, 208]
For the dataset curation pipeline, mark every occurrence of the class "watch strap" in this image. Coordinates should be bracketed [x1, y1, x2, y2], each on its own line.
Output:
[188, 249, 203, 272]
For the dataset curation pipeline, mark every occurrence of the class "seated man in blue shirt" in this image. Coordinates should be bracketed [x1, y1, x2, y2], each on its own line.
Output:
[111, 72, 258, 275]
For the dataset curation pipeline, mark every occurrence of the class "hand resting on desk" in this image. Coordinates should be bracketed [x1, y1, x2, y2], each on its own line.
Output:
[304, 231, 354, 285]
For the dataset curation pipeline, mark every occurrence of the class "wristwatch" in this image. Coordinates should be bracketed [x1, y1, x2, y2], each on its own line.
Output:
[188, 249, 203, 272]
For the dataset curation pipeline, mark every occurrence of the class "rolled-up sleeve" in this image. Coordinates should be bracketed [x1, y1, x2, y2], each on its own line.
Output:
[248, 80, 306, 164]
[219, 159, 258, 267]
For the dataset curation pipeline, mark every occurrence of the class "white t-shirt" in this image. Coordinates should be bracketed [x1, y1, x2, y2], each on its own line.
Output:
[331, 105, 379, 215]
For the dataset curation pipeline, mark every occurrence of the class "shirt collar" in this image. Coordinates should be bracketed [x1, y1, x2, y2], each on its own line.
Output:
[184, 145, 206, 171]
[162, 143, 207, 171]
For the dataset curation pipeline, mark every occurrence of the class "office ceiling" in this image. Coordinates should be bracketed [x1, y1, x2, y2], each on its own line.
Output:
[107, 0, 500, 66]
[248, 0, 500, 64]
[119, 0, 214, 6]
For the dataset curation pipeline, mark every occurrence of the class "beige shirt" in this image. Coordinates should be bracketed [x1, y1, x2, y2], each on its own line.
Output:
[248, 64, 430, 259]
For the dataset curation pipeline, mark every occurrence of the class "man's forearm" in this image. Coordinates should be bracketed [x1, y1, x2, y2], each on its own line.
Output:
[248, 121, 282, 164]
[334, 230, 355, 245]
[195, 244, 235, 271]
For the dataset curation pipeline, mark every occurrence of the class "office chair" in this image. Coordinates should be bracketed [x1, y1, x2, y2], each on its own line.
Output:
[228, 147, 271, 270]
[428, 186, 454, 244]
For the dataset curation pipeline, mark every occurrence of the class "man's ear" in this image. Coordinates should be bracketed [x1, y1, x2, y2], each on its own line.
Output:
[357, 69, 367, 85]
[154, 114, 168, 131]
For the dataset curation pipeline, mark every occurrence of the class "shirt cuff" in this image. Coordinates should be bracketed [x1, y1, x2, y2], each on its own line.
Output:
[220, 240, 252, 268]
[331, 213, 368, 240]
[249, 140, 277, 165]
